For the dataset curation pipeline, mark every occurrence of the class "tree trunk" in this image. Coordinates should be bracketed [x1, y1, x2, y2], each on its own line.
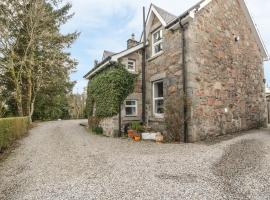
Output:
[15, 83, 23, 117]
[29, 94, 36, 123]
[26, 73, 32, 117]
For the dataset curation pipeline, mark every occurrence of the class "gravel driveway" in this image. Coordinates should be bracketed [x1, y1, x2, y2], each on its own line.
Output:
[0, 120, 270, 200]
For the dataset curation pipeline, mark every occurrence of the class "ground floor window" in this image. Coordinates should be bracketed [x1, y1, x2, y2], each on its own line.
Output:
[125, 100, 137, 116]
[153, 80, 164, 117]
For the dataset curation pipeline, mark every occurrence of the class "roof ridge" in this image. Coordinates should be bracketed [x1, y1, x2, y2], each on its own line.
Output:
[151, 4, 177, 24]
[152, 4, 177, 17]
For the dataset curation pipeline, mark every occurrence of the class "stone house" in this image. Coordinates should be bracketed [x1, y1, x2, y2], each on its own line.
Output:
[84, 0, 269, 142]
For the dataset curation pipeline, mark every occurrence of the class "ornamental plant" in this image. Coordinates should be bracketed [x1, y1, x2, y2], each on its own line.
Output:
[86, 63, 136, 119]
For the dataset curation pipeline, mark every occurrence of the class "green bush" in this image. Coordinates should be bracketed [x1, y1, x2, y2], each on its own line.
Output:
[92, 126, 103, 135]
[130, 122, 144, 133]
[86, 63, 136, 118]
[0, 117, 30, 152]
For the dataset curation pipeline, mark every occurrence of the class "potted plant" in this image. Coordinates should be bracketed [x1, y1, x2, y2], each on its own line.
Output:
[128, 122, 144, 141]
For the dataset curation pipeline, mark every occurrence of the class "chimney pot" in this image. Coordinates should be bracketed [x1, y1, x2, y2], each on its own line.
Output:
[127, 33, 138, 49]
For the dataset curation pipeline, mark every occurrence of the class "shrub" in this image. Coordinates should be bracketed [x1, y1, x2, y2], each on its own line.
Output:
[92, 126, 103, 135]
[0, 117, 30, 152]
[165, 94, 191, 142]
[130, 122, 144, 133]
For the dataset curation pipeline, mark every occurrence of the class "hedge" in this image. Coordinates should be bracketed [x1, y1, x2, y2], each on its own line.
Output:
[0, 117, 30, 152]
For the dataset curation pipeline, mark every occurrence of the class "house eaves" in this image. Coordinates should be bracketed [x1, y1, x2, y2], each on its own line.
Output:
[84, 43, 145, 79]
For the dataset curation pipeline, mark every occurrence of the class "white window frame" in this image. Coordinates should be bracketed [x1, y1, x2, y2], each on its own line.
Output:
[125, 100, 137, 117]
[152, 28, 163, 56]
[153, 80, 164, 118]
[127, 59, 136, 72]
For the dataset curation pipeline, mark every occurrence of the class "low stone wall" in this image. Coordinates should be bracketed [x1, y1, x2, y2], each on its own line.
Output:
[100, 117, 119, 137]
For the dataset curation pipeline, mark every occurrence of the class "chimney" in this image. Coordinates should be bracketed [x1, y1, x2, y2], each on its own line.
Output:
[127, 33, 139, 49]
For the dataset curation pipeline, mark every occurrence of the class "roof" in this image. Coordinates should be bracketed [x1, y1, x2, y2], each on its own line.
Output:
[102, 50, 115, 60]
[143, 0, 269, 60]
[84, 0, 269, 79]
[151, 4, 177, 25]
[84, 43, 144, 79]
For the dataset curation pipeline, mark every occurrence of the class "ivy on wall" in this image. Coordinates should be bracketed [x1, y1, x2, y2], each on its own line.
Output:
[86, 63, 136, 119]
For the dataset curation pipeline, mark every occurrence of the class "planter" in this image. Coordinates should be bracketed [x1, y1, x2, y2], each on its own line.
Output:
[134, 136, 141, 141]
[128, 130, 140, 141]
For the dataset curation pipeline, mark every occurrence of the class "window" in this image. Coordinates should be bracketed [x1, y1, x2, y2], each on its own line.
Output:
[125, 100, 137, 116]
[127, 59, 136, 72]
[153, 80, 164, 117]
[152, 29, 163, 56]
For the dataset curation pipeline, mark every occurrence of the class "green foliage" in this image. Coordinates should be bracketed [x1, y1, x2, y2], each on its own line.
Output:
[88, 117, 103, 135]
[0, 0, 78, 120]
[92, 126, 103, 135]
[0, 117, 30, 152]
[32, 79, 74, 121]
[130, 122, 144, 133]
[86, 63, 136, 118]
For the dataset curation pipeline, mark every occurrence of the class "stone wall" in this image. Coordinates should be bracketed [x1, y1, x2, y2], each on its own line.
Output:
[99, 50, 143, 136]
[100, 117, 119, 137]
[145, 15, 184, 140]
[186, 0, 267, 141]
[119, 51, 143, 127]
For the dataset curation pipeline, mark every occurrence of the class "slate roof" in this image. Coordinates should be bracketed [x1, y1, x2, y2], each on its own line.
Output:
[102, 50, 115, 60]
[152, 4, 177, 24]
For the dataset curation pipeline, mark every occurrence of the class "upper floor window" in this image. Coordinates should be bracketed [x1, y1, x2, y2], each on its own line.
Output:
[125, 100, 137, 116]
[153, 80, 164, 117]
[152, 29, 163, 56]
[127, 59, 136, 72]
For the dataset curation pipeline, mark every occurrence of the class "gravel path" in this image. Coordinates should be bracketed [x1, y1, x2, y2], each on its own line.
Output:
[0, 120, 270, 200]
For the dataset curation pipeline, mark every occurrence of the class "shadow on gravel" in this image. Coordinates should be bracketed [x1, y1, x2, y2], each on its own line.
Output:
[213, 139, 266, 199]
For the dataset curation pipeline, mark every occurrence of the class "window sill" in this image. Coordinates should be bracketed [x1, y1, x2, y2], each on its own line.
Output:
[149, 116, 165, 122]
[148, 51, 164, 62]
[127, 70, 138, 75]
[125, 115, 138, 117]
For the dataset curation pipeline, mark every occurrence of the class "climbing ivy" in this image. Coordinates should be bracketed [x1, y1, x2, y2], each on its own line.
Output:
[86, 63, 136, 118]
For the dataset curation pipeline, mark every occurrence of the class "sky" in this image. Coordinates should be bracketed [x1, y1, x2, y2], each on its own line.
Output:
[61, 0, 270, 94]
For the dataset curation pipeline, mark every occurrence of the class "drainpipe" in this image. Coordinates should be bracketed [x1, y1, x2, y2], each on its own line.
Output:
[118, 104, 121, 137]
[142, 7, 147, 124]
[179, 18, 189, 143]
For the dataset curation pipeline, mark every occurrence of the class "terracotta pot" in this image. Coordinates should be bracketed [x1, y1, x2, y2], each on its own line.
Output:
[128, 130, 135, 138]
[134, 136, 141, 141]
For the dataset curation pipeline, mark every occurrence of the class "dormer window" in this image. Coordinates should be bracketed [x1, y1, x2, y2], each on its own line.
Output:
[152, 29, 163, 56]
[127, 59, 136, 72]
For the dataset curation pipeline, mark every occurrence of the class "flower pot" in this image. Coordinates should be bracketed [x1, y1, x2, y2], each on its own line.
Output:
[128, 130, 135, 138]
[134, 136, 141, 141]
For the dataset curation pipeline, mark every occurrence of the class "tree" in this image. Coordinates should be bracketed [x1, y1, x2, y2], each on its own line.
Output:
[33, 80, 75, 121]
[0, 0, 78, 120]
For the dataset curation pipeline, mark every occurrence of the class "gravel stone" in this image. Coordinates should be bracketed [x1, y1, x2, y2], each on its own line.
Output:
[0, 120, 270, 200]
